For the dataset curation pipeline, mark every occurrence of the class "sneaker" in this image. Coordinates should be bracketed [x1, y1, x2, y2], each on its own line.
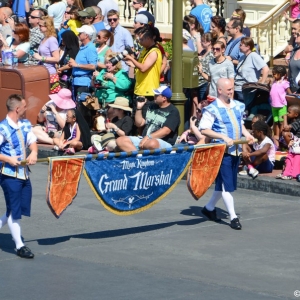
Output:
[17, 246, 34, 259]
[88, 146, 97, 154]
[281, 175, 293, 180]
[239, 170, 248, 176]
[201, 206, 221, 222]
[275, 173, 283, 179]
[230, 218, 242, 230]
[248, 167, 259, 179]
[65, 147, 75, 155]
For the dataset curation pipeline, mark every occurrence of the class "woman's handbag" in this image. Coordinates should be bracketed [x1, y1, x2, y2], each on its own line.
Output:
[82, 94, 100, 110]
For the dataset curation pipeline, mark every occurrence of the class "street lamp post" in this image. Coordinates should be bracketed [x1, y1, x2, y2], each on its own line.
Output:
[171, 0, 187, 135]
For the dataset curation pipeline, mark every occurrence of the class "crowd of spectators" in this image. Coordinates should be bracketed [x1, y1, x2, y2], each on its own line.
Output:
[0, 0, 299, 179]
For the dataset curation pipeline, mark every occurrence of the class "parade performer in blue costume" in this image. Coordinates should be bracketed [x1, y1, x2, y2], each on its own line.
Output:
[199, 78, 254, 230]
[0, 94, 38, 258]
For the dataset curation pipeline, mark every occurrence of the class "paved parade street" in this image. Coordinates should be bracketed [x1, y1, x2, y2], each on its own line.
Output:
[0, 163, 299, 300]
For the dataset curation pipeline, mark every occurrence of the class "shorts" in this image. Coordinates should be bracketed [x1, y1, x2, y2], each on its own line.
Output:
[129, 136, 172, 150]
[215, 154, 240, 192]
[272, 106, 287, 123]
[253, 158, 274, 173]
[0, 175, 32, 220]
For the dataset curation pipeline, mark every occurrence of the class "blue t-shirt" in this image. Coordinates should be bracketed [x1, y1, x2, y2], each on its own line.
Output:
[190, 4, 212, 33]
[73, 41, 97, 86]
[13, 0, 33, 17]
[93, 22, 105, 33]
[225, 36, 244, 61]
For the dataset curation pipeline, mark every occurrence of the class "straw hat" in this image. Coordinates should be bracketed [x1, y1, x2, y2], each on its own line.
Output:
[49, 89, 76, 110]
[109, 97, 132, 112]
[91, 133, 116, 150]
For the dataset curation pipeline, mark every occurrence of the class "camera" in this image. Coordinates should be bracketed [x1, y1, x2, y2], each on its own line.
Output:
[5, 15, 18, 23]
[136, 96, 146, 102]
[109, 45, 134, 66]
[191, 116, 199, 127]
[46, 106, 52, 111]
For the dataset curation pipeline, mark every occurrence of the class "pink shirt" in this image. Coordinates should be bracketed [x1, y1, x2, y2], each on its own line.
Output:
[270, 79, 289, 108]
[291, 1, 300, 18]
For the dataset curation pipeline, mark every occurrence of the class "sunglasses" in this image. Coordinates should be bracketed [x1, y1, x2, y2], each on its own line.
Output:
[81, 16, 90, 19]
[97, 35, 102, 38]
[29, 15, 40, 19]
[108, 18, 118, 22]
[64, 11, 70, 14]
[212, 47, 221, 51]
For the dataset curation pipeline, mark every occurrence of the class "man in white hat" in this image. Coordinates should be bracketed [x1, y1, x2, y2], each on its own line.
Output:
[68, 25, 98, 100]
[116, 86, 180, 151]
[132, 0, 155, 26]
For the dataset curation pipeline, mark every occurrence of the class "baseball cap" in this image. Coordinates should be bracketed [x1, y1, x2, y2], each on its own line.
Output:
[77, 25, 94, 35]
[153, 86, 172, 98]
[134, 14, 148, 25]
[78, 7, 96, 17]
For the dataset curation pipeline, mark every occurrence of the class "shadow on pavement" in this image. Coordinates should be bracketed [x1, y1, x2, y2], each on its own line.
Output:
[0, 233, 17, 256]
[27, 217, 209, 246]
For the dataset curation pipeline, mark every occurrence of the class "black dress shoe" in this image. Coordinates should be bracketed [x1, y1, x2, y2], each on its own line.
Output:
[230, 218, 242, 230]
[17, 246, 34, 259]
[201, 206, 221, 222]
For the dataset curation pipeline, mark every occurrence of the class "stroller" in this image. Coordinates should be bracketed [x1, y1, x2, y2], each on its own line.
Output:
[242, 82, 272, 128]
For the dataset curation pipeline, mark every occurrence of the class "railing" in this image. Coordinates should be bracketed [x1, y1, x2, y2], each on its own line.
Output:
[246, 0, 290, 64]
[117, 0, 225, 34]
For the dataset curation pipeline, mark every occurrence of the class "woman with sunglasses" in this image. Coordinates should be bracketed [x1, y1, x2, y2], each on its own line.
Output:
[0, 23, 30, 63]
[93, 52, 132, 105]
[33, 16, 60, 94]
[95, 29, 113, 70]
[200, 41, 234, 98]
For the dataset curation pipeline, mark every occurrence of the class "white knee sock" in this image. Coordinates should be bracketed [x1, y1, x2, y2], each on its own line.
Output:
[0, 213, 8, 228]
[221, 184, 238, 220]
[205, 191, 222, 211]
[7, 214, 24, 249]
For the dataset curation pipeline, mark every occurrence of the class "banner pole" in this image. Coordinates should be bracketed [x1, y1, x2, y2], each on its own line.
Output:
[20, 139, 256, 165]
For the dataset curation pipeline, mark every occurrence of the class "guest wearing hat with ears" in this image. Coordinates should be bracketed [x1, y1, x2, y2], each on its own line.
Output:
[90, 97, 133, 153]
[32, 88, 76, 145]
[116, 86, 180, 151]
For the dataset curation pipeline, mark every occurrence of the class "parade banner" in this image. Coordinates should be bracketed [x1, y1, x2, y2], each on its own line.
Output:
[84, 149, 194, 215]
[46, 157, 85, 218]
[187, 144, 226, 200]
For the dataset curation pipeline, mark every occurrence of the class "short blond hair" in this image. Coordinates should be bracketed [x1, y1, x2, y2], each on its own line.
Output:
[105, 52, 122, 72]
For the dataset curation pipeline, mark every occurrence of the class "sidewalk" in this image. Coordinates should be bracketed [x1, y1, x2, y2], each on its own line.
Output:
[36, 144, 300, 197]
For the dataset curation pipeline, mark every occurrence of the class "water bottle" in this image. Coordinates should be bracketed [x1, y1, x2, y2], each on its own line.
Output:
[65, 54, 70, 63]
[12, 50, 18, 67]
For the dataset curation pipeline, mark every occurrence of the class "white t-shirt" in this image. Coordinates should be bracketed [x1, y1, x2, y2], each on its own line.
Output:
[44, 100, 67, 132]
[97, 0, 119, 29]
[6, 36, 30, 63]
[48, 2, 67, 29]
[253, 136, 275, 163]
